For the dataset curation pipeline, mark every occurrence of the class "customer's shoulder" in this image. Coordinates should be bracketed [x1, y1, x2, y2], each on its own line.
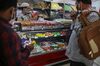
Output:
[88, 11, 100, 18]
[0, 25, 15, 36]
[87, 11, 100, 22]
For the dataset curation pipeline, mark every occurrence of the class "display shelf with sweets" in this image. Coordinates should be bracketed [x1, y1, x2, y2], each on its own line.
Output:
[14, 20, 69, 66]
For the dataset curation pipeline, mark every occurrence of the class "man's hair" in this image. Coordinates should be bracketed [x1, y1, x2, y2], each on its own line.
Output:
[0, 0, 17, 11]
[76, 0, 92, 4]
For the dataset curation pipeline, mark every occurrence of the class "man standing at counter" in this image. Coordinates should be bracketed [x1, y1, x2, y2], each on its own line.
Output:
[0, 0, 33, 66]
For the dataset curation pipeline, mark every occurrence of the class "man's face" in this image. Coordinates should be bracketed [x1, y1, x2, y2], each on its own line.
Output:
[7, 7, 16, 21]
[76, 1, 85, 11]
[76, 2, 81, 10]
[76, 1, 91, 11]
[0, 7, 16, 21]
[11, 7, 16, 19]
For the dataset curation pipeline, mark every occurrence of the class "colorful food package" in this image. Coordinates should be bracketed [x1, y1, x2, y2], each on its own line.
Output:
[45, 32, 53, 37]
[30, 44, 45, 55]
[60, 31, 66, 36]
[40, 41, 53, 52]
[53, 32, 61, 37]
[50, 42, 59, 50]
[35, 33, 45, 38]
[56, 42, 66, 49]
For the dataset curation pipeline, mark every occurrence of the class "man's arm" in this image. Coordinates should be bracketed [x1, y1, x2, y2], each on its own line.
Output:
[1, 32, 33, 66]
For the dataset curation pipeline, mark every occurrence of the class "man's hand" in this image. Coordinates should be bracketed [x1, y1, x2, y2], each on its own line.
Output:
[26, 44, 34, 51]
[24, 41, 34, 51]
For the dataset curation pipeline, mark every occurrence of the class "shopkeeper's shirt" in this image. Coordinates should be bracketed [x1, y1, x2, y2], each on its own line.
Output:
[0, 18, 32, 66]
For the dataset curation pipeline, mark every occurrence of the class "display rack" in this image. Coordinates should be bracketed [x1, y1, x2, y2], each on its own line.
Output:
[14, 20, 70, 66]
